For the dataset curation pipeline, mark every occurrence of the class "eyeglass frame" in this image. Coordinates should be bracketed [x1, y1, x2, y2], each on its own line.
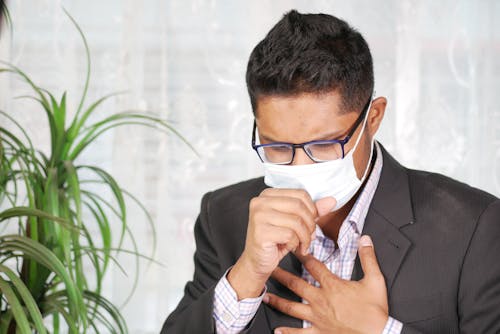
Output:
[251, 95, 373, 165]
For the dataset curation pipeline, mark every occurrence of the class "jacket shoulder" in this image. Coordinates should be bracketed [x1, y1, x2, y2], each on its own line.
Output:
[199, 177, 266, 265]
[208, 176, 266, 206]
[407, 168, 498, 221]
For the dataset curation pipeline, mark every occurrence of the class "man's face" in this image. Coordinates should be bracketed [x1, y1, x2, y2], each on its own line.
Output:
[254, 90, 387, 179]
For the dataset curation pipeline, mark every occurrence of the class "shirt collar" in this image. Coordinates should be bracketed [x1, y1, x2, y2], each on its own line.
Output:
[314, 141, 384, 240]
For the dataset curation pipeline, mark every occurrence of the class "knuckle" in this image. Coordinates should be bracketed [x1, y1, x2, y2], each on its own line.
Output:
[298, 189, 310, 201]
[249, 197, 260, 210]
[283, 301, 294, 314]
[289, 237, 299, 250]
[291, 197, 303, 208]
[290, 215, 303, 228]
[260, 188, 271, 196]
[284, 229, 295, 241]
[322, 274, 335, 289]
[287, 278, 299, 291]
[295, 221, 309, 239]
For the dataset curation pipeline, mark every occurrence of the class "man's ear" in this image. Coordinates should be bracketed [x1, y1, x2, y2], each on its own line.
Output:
[367, 97, 387, 137]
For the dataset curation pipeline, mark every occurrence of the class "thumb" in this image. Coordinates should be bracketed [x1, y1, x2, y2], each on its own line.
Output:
[358, 235, 383, 280]
[315, 197, 336, 216]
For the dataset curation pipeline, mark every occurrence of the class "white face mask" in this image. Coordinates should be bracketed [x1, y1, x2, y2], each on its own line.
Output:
[262, 100, 374, 211]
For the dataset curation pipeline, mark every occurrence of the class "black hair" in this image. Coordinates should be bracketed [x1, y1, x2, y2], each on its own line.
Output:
[246, 9, 374, 114]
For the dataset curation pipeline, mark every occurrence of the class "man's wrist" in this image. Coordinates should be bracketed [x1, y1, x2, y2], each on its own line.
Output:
[213, 268, 266, 333]
[227, 256, 268, 300]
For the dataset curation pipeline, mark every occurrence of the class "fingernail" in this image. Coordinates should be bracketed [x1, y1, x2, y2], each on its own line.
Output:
[275, 330, 282, 334]
[360, 235, 373, 247]
[263, 294, 270, 303]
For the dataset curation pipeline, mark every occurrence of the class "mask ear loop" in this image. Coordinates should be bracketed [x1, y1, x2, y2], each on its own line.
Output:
[352, 97, 373, 150]
[353, 92, 376, 182]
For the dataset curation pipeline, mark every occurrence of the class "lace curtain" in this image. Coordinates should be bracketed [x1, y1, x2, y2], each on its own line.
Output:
[0, 1, 498, 332]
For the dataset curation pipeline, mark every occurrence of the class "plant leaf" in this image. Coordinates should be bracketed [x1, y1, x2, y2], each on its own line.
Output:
[62, 8, 90, 121]
[0, 235, 87, 332]
[0, 264, 47, 334]
[0, 277, 32, 334]
[0, 206, 80, 233]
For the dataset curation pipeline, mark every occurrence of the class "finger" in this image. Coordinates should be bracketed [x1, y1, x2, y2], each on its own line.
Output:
[260, 188, 318, 217]
[263, 292, 313, 322]
[265, 210, 313, 255]
[271, 267, 317, 299]
[265, 225, 300, 253]
[274, 326, 315, 334]
[358, 235, 383, 278]
[314, 197, 337, 216]
[296, 253, 340, 286]
[257, 196, 317, 233]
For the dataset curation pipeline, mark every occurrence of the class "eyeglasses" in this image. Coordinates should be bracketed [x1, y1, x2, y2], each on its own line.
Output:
[251, 96, 372, 165]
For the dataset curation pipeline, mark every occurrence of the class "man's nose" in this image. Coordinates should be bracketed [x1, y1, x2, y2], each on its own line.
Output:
[291, 148, 315, 165]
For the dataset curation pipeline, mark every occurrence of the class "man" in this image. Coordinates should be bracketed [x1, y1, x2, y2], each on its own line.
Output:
[162, 10, 500, 334]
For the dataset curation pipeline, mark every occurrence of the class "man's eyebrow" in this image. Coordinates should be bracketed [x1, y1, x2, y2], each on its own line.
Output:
[314, 130, 346, 141]
[260, 129, 346, 143]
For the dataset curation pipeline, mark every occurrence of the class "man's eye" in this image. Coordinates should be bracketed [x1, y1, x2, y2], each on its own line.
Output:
[311, 143, 336, 151]
[268, 145, 290, 153]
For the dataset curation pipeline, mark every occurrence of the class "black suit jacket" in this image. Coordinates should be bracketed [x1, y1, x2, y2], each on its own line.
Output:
[161, 146, 500, 333]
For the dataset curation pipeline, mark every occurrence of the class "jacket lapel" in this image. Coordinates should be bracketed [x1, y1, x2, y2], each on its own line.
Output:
[352, 145, 414, 291]
[260, 144, 415, 330]
[263, 253, 303, 330]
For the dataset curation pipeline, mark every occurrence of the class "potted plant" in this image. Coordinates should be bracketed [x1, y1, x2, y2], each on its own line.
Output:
[0, 9, 193, 333]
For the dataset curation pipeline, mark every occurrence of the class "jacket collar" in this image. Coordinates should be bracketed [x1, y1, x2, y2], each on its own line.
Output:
[351, 144, 414, 286]
[263, 143, 415, 330]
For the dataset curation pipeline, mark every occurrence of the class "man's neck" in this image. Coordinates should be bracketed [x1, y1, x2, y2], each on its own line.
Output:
[316, 147, 378, 243]
[316, 194, 357, 243]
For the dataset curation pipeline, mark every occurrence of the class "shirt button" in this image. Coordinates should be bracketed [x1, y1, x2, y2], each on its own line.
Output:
[222, 311, 233, 323]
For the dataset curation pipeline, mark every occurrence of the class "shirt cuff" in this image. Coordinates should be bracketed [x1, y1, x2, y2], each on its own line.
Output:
[213, 267, 266, 334]
[381, 316, 403, 334]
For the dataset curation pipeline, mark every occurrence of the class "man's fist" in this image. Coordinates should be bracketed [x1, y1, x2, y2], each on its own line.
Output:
[227, 189, 336, 300]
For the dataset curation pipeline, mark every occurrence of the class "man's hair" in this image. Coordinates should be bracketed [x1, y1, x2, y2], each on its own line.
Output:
[246, 10, 374, 114]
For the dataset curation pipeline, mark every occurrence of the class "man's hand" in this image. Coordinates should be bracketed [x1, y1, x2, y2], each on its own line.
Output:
[227, 189, 336, 300]
[263, 235, 389, 334]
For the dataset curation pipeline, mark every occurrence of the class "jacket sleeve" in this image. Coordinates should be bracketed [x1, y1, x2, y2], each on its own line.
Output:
[401, 199, 500, 334]
[457, 199, 500, 333]
[161, 191, 221, 334]
[401, 326, 425, 334]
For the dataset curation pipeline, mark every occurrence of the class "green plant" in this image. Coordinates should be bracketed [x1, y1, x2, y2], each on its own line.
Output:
[0, 1, 9, 34]
[0, 9, 193, 334]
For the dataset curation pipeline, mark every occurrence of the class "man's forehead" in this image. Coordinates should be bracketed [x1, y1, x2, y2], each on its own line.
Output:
[254, 91, 345, 117]
[254, 93, 359, 143]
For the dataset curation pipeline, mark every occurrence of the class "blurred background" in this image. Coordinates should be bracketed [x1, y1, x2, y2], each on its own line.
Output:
[0, 0, 499, 333]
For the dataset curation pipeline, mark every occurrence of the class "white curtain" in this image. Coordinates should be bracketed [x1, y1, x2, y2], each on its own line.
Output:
[1, 1, 499, 333]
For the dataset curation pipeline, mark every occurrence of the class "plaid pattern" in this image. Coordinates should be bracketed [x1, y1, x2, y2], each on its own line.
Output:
[383, 316, 404, 333]
[214, 143, 402, 333]
[214, 268, 266, 333]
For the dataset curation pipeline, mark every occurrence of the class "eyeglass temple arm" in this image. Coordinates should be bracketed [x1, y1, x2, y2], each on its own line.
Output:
[252, 120, 257, 146]
[344, 95, 373, 140]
